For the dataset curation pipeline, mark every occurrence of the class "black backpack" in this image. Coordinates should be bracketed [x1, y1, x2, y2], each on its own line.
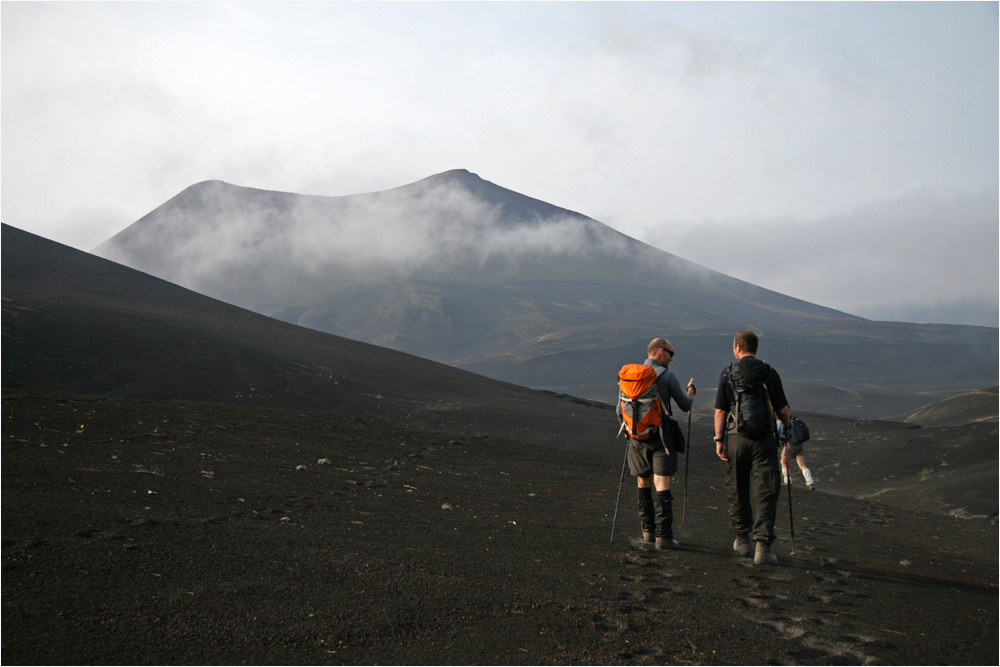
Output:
[788, 415, 810, 444]
[724, 360, 776, 440]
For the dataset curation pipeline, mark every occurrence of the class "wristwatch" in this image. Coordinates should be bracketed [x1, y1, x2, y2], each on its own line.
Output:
[714, 437, 724, 442]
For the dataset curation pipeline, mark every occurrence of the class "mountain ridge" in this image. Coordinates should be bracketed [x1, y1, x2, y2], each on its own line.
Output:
[92, 171, 996, 417]
[95, 170, 855, 320]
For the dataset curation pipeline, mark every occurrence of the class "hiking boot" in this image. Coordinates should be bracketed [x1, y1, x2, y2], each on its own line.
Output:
[655, 537, 679, 550]
[754, 542, 777, 565]
[733, 536, 753, 557]
[642, 530, 655, 544]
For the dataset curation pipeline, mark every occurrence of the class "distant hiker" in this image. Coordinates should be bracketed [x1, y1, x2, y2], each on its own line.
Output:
[777, 419, 816, 490]
[714, 330, 791, 565]
[617, 338, 696, 550]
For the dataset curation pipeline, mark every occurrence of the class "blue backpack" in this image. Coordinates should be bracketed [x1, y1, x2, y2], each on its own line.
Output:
[788, 416, 810, 444]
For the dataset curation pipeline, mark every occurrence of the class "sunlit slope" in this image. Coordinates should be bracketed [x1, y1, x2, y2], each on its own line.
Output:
[903, 386, 999, 426]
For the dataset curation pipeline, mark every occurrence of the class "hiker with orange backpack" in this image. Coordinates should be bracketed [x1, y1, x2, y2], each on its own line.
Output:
[616, 338, 696, 550]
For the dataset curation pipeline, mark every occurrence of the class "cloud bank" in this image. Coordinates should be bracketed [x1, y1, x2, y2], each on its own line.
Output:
[3, 2, 997, 326]
[98, 177, 631, 306]
[641, 187, 999, 327]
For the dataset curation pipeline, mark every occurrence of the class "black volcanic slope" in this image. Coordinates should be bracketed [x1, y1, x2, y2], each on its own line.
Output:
[93, 170, 998, 418]
[3, 386, 996, 665]
[3, 223, 996, 664]
[784, 410, 998, 520]
[2, 223, 614, 450]
[9, 219, 997, 521]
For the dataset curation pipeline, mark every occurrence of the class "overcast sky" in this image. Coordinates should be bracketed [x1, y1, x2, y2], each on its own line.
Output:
[2, 2, 997, 326]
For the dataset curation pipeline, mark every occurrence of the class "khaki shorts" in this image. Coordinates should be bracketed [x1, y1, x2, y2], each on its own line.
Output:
[627, 432, 679, 478]
[783, 440, 804, 458]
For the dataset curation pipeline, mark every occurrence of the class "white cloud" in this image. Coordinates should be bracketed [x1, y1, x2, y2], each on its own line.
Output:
[2, 1, 996, 326]
[639, 187, 999, 327]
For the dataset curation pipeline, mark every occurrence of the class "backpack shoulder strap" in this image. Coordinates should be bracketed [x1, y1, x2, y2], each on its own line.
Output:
[723, 362, 739, 430]
[724, 362, 740, 396]
[651, 364, 672, 451]
[654, 366, 675, 417]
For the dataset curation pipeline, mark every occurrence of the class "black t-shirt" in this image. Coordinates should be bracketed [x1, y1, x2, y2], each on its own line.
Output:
[715, 356, 788, 413]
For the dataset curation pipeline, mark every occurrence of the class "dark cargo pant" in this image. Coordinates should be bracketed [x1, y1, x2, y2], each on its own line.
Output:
[725, 432, 780, 544]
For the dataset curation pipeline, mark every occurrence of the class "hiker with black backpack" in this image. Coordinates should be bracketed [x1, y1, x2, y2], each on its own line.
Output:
[616, 338, 696, 550]
[713, 330, 791, 565]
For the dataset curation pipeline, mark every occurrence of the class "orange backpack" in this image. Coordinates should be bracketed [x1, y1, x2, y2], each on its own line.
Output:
[617, 364, 668, 442]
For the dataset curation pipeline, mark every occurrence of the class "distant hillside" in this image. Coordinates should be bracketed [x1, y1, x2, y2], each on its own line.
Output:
[903, 386, 999, 427]
[93, 170, 997, 418]
[790, 411, 998, 520]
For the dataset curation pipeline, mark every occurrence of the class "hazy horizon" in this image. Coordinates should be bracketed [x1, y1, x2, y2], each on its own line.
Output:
[2, 2, 996, 327]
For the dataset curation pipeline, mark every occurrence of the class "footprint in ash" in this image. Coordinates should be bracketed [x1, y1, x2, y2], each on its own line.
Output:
[730, 563, 880, 664]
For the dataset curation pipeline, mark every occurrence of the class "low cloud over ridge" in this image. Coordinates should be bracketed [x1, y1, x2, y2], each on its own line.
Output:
[643, 186, 999, 327]
[96, 173, 636, 307]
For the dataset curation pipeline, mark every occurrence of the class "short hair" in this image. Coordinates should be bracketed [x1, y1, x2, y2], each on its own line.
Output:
[734, 330, 758, 354]
[648, 338, 669, 356]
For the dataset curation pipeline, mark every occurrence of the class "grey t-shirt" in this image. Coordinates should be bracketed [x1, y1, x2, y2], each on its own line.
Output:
[644, 359, 693, 414]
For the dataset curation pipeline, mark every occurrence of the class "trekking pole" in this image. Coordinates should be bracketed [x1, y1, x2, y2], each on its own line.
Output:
[682, 410, 691, 522]
[784, 440, 797, 559]
[610, 443, 629, 543]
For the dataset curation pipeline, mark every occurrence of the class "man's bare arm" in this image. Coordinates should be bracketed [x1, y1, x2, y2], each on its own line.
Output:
[714, 409, 729, 461]
[775, 406, 790, 431]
